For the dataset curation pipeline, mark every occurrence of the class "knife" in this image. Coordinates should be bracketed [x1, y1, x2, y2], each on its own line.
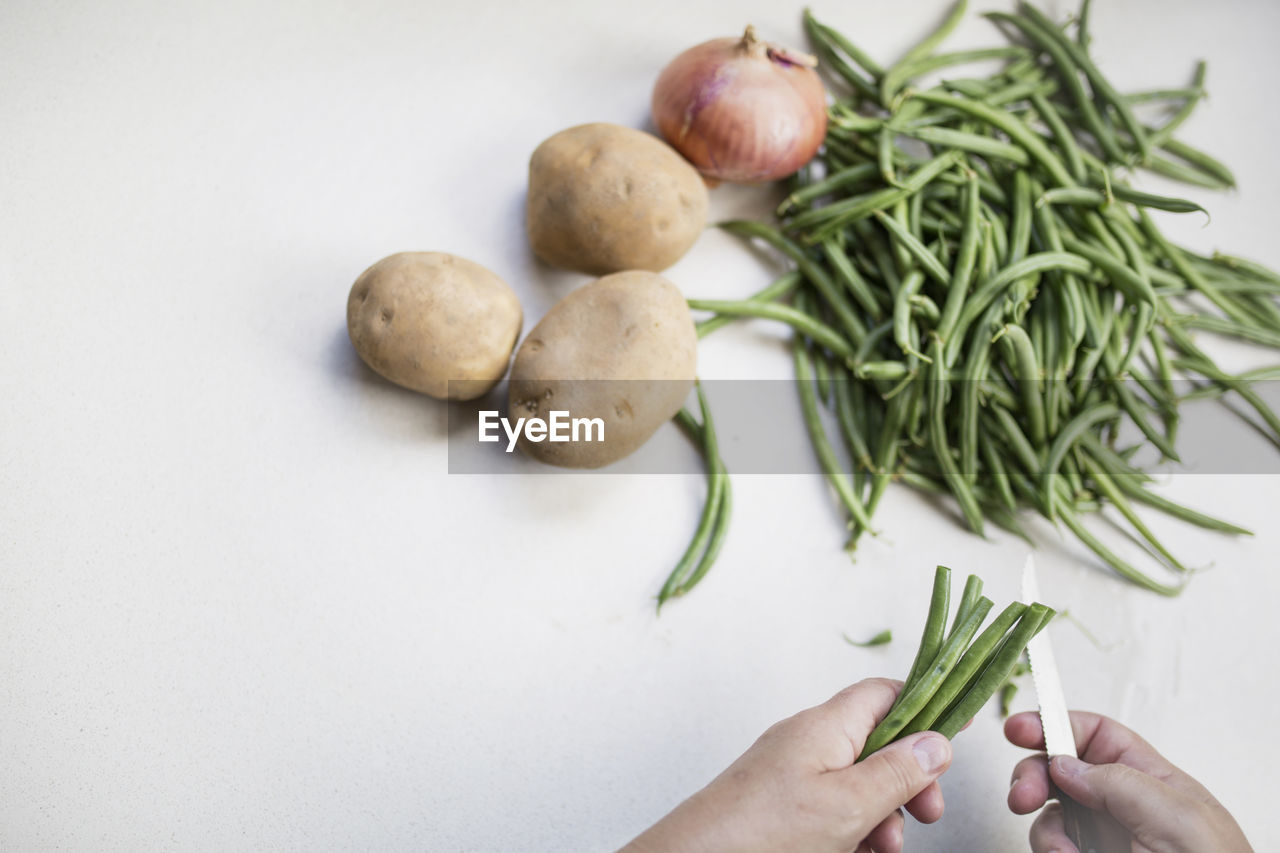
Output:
[1022, 554, 1108, 853]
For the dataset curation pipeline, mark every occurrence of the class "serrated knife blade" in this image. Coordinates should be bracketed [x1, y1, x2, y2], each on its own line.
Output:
[1022, 554, 1110, 853]
[1022, 555, 1076, 759]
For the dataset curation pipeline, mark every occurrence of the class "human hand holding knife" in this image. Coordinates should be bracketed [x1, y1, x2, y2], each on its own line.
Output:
[1022, 555, 1114, 853]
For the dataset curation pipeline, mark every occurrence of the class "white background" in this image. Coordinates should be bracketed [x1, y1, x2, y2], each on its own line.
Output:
[4, 0, 1279, 850]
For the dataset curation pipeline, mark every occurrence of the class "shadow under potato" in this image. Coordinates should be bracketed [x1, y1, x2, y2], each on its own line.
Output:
[328, 322, 449, 439]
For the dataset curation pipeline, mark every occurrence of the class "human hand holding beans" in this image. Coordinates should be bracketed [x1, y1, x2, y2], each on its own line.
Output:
[1005, 710, 1252, 852]
[618, 678, 953, 853]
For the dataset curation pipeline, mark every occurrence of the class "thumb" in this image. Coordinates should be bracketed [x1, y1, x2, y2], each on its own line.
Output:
[1050, 755, 1188, 840]
[842, 732, 952, 819]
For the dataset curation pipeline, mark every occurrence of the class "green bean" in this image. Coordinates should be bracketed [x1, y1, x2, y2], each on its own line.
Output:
[878, 126, 898, 186]
[986, 77, 1057, 108]
[960, 302, 1005, 479]
[822, 239, 886, 318]
[1009, 171, 1034, 265]
[792, 151, 964, 240]
[1171, 354, 1280, 443]
[984, 11, 1125, 165]
[904, 601, 1026, 735]
[1039, 185, 1208, 217]
[853, 218, 903, 294]
[1147, 61, 1207, 150]
[1179, 315, 1280, 349]
[876, 211, 952, 287]
[719, 220, 869, 343]
[989, 405, 1044, 483]
[911, 292, 941, 323]
[1076, 0, 1094, 49]
[804, 10, 880, 100]
[1136, 210, 1258, 330]
[1001, 323, 1046, 445]
[934, 603, 1053, 738]
[1123, 86, 1204, 106]
[949, 574, 985, 636]
[979, 430, 1017, 509]
[929, 338, 985, 532]
[893, 270, 932, 361]
[1211, 252, 1280, 286]
[861, 596, 993, 757]
[902, 566, 954, 693]
[883, 46, 1028, 106]
[779, 163, 879, 214]
[946, 252, 1094, 366]
[891, 0, 970, 83]
[1080, 454, 1187, 573]
[1017, 3, 1151, 160]
[794, 335, 876, 537]
[660, 384, 730, 606]
[937, 173, 982, 351]
[846, 629, 894, 648]
[677, 472, 731, 595]
[1041, 401, 1119, 517]
[981, 199, 1011, 264]
[834, 371, 875, 473]
[1144, 152, 1234, 189]
[899, 125, 1031, 168]
[695, 271, 802, 338]
[1111, 472, 1252, 535]
[1057, 503, 1184, 596]
[1029, 91, 1087, 183]
[910, 89, 1078, 187]
[806, 9, 884, 78]
[1059, 234, 1156, 306]
[688, 298, 858, 361]
[813, 336, 834, 403]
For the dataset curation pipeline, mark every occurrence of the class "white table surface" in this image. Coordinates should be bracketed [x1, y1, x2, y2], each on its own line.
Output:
[4, 0, 1279, 850]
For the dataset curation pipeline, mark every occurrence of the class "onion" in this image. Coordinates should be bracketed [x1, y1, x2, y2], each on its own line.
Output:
[652, 25, 827, 184]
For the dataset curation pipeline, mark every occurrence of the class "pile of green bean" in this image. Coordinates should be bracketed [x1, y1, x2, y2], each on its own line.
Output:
[859, 565, 1052, 755]
[680, 0, 1280, 597]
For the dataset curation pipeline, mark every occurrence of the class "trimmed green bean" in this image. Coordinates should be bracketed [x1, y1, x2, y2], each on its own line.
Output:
[934, 603, 1053, 738]
[902, 566, 953, 692]
[861, 595, 993, 757]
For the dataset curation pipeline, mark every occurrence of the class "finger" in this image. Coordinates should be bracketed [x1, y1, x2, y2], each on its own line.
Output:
[863, 809, 904, 853]
[822, 678, 905, 759]
[903, 781, 944, 824]
[1028, 802, 1078, 853]
[1008, 754, 1051, 815]
[1004, 711, 1045, 750]
[832, 730, 952, 837]
[1050, 754, 1196, 840]
[1061, 713, 1211, 800]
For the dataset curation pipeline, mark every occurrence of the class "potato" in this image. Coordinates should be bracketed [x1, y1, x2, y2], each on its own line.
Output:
[526, 123, 709, 275]
[347, 251, 522, 400]
[508, 270, 697, 468]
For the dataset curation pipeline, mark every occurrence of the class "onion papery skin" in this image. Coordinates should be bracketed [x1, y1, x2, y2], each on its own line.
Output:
[652, 28, 827, 184]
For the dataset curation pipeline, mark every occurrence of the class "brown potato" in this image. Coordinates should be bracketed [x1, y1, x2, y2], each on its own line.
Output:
[526, 123, 709, 275]
[508, 270, 696, 468]
[347, 252, 522, 400]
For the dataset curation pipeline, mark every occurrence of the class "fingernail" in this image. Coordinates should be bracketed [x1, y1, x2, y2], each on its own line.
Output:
[912, 734, 951, 773]
[1053, 755, 1086, 777]
[1009, 774, 1020, 790]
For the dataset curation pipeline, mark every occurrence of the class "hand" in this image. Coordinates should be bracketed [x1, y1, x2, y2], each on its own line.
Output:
[619, 678, 953, 853]
[1005, 710, 1252, 853]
